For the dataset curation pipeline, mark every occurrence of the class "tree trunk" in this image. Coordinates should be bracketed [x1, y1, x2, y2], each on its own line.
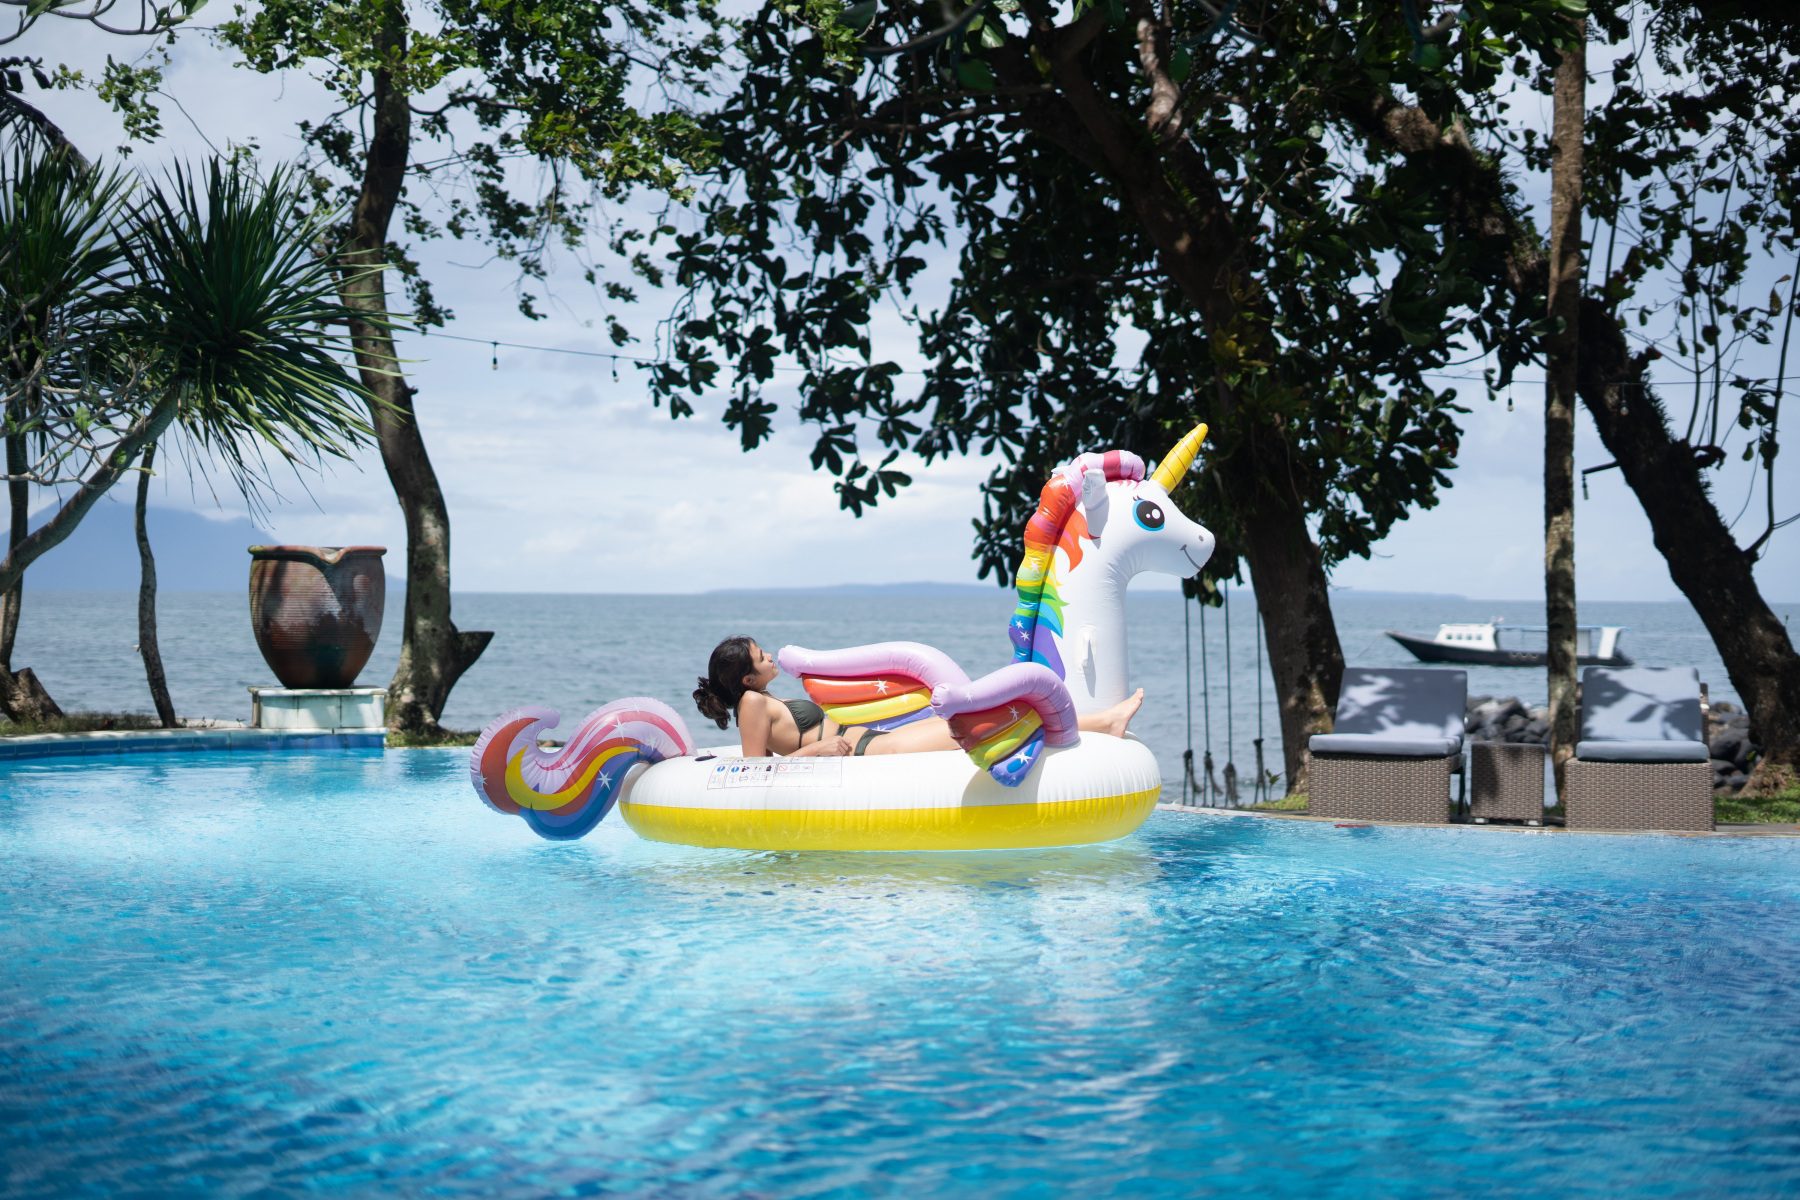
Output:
[1576, 299, 1800, 794]
[338, 7, 491, 737]
[1230, 444, 1344, 795]
[0, 398, 177, 596]
[0, 395, 174, 725]
[1342, 87, 1800, 797]
[1023, 25, 1343, 793]
[1544, 29, 1586, 792]
[0, 423, 61, 725]
[1, 427, 26, 666]
[135, 443, 177, 728]
[0, 357, 62, 723]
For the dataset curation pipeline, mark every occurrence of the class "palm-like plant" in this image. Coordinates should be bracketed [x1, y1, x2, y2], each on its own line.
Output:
[0, 141, 386, 723]
[125, 160, 380, 492]
[0, 144, 133, 718]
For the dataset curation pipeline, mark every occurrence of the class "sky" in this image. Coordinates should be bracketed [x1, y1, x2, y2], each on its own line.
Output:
[16, 12, 1797, 604]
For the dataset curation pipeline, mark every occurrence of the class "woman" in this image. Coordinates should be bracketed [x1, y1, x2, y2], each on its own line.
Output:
[692, 635, 1143, 758]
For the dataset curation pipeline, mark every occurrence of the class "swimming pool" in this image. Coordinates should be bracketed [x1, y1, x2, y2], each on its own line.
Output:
[3, 749, 1796, 1197]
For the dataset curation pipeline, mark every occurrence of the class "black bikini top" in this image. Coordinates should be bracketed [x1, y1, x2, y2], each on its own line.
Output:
[782, 697, 826, 738]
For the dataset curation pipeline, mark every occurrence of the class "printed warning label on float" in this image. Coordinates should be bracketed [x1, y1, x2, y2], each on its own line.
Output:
[773, 759, 843, 787]
[706, 759, 843, 788]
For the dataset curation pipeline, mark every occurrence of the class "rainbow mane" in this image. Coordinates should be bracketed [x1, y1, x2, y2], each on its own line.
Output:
[470, 699, 693, 840]
[1009, 450, 1146, 678]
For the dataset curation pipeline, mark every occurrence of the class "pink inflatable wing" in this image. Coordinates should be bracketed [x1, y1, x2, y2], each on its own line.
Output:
[470, 698, 694, 841]
[779, 642, 970, 733]
[931, 662, 1080, 787]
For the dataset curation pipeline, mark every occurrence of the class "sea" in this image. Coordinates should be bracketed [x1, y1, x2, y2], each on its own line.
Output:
[15, 588, 1793, 794]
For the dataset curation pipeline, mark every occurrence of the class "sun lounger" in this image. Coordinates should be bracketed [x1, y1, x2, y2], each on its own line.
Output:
[1308, 667, 1468, 823]
[1564, 666, 1713, 832]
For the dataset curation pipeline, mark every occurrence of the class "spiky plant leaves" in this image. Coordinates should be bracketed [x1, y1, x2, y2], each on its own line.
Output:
[119, 158, 384, 492]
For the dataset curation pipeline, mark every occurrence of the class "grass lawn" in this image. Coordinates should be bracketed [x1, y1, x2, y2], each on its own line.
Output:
[387, 728, 480, 748]
[1251, 794, 1309, 812]
[0, 711, 168, 735]
[1715, 787, 1800, 825]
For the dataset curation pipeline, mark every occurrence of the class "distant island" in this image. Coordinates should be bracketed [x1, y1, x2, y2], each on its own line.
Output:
[710, 582, 1478, 601]
[706, 581, 1004, 597]
[23, 502, 402, 592]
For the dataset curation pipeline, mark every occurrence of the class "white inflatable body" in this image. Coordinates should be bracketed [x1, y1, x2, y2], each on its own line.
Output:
[615, 734, 1162, 852]
[471, 424, 1214, 851]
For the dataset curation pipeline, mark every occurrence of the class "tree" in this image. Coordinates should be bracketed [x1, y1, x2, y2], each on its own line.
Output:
[649, 1, 1570, 792]
[211, 0, 723, 736]
[1331, 0, 1800, 794]
[135, 439, 174, 726]
[1544, 14, 1585, 788]
[0, 147, 380, 703]
[0, 137, 128, 720]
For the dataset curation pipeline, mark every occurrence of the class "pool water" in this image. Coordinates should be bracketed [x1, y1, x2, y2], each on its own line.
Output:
[2, 750, 1797, 1197]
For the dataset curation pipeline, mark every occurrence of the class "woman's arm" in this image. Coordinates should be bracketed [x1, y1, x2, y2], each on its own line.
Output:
[791, 733, 852, 757]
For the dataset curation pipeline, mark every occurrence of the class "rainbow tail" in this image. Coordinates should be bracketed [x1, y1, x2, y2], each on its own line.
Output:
[470, 698, 694, 840]
[931, 663, 1081, 787]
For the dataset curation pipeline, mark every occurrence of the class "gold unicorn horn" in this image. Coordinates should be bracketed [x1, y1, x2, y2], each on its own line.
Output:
[1149, 422, 1209, 491]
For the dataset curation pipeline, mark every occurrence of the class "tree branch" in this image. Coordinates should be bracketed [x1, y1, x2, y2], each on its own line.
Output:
[0, 87, 91, 169]
[0, 395, 174, 596]
[1132, 2, 1184, 145]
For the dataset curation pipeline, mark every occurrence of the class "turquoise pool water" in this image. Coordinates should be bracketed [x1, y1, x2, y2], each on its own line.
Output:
[2, 749, 1797, 1197]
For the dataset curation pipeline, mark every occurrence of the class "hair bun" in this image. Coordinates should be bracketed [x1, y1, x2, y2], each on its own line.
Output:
[692, 676, 730, 729]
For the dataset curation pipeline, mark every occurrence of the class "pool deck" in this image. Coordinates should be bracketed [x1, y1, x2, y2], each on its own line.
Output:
[1157, 802, 1800, 837]
[0, 725, 385, 761]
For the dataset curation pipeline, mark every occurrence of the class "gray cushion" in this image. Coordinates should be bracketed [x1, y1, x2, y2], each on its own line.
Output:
[1580, 667, 1703, 744]
[1575, 739, 1709, 764]
[1329, 666, 1468, 752]
[1310, 733, 1461, 758]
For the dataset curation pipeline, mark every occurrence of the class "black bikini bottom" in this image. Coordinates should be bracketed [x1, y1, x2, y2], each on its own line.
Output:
[853, 729, 886, 756]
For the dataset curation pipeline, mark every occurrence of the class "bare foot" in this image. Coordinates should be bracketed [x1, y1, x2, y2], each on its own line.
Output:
[1097, 688, 1144, 738]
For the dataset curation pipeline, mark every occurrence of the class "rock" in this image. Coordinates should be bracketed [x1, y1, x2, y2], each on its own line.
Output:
[1708, 729, 1746, 764]
[1468, 697, 1526, 733]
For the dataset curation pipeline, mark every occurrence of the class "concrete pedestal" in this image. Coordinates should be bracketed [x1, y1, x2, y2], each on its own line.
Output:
[250, 686, 387, 732]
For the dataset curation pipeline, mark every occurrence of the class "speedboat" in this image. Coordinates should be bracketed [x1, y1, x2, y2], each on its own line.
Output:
[1385, 622, 1632, 667]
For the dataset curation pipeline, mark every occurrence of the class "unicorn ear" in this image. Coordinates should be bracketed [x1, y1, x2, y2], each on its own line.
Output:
[1081, 468, 1109, 532]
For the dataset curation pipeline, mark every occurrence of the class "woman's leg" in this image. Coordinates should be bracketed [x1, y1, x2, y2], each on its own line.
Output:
[860, 689, 1144, 755]
[1077, 689, 1144, 738]
[858, 718, 959, 755]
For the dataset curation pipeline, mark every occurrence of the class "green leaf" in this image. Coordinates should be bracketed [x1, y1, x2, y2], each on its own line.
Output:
[956, 60, 997, 91]
[840, 0, 877, 31]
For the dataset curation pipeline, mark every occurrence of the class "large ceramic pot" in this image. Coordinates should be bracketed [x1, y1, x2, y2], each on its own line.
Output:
[248, 545, 387, 689]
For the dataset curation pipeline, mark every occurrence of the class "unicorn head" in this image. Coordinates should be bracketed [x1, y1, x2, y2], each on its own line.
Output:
[1009, 423, 1215, 712]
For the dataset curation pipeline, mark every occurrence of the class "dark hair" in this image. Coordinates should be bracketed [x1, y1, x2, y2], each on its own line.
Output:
[693, 635, 757, 729]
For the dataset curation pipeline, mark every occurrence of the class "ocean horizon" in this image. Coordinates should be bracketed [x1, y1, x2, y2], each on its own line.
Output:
[13, 588, 1791, 796]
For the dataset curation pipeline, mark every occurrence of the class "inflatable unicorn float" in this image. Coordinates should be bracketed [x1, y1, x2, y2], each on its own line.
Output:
[471, 422, 1215, 851]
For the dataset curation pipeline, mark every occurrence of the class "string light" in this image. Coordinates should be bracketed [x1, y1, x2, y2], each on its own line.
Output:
[416, 328, 1799, 394]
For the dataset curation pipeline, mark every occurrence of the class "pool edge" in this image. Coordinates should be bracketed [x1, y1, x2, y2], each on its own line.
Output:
[0, 728, 385, 761]
[1154, 802, 1800, 838]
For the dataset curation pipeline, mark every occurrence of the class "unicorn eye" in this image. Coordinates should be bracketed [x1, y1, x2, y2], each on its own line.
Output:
[1133, 500, 1165, 531]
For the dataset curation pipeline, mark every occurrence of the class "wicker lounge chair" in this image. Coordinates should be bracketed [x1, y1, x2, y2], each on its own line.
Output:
[1564, 666, 1713, 832]
[1308, 667, 1468, 823]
